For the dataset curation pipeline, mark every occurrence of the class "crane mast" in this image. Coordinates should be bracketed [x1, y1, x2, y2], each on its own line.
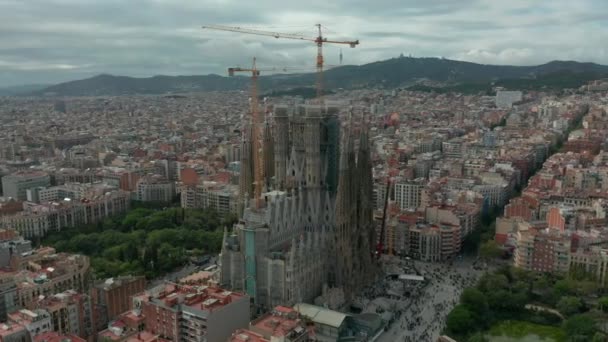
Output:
[203, 24, 359, 102]
[228, 58, 264, 209]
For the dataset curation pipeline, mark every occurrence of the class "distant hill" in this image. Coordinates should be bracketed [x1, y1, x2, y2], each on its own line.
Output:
[28, 58, 608, 96]
[0, 84, 49, 96]
[408, 70, 606, 95]
[31, 74, 248, 96]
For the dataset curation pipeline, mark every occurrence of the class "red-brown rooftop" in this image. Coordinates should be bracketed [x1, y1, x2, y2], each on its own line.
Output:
[145, 283, 245, 312]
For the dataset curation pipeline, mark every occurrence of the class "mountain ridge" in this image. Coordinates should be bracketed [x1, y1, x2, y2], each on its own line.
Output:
[22, 57, 608, 96]
[0, 84, 50, 96]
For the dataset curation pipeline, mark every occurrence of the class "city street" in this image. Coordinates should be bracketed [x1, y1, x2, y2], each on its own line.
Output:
[372, 257, 485, 342]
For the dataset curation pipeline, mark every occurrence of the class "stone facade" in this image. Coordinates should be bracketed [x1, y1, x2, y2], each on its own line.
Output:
[220, 104, 376, 310]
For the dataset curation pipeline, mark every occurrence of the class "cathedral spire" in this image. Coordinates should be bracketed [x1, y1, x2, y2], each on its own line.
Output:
[356, 122, 376, 284]
[238, 122, 254, 215]
[263, 117, 275, 190]
[332, 117, 355, 293]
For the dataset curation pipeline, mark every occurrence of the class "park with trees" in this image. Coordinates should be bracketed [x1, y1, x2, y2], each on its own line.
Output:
[444, 265, 608, 341]
[41, 207, 236, 279]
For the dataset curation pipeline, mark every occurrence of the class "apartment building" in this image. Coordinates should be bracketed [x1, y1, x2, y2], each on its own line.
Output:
[442, 138, 466, 159]
[495, 90, 523, 108]
[35, 290, 93, 340]
[0, 235, 31, 269]
[135, 175, 175, 203]
[1, 190, 130, 238]
[0, 200, 23, 217]
[32, 182, 118, 203]
[473, 183, 509, 208]
[394, 179, 424, 211]
[0, 321, 31, 342]
[1, 171, 51, 201]
[92, 276, 146, 332]
[181, 181, 238, 215]
[0, 275, 18, 323]
[514, 227, 571, 274]
[404, 223, 461, 261]
[7, 309, 52, 339]
[51, 168, 100, 186]
[569, 247, 608, 288]
[100, 168, 142, 192]
[425, 205, 480, 241]
[33, 331, 86, 342]
[135, 284, 249, 342]
[13, 249, 90, 309]
[248, 306, 308, 342]
[229, 329, 269, 342]
[96, 310, 147, 342]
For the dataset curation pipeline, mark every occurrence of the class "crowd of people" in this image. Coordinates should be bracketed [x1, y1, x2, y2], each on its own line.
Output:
[371, 256, 484, 342]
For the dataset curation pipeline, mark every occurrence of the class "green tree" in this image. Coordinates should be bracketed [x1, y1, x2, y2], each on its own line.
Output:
[102, 245, 125, 261]
[533, 275, 551, 294]
[42, 206, 227, 280]
[557, 296, 583, 317]
[157, 243, 187, 273]
[479, 240, 502, 261]
[563, 314, 596, 341]
[496, 265, 515, 283]
[70, 234, 101, 255]
[122, 240, 139, 261]
[134, 217, 150, 231]
[145, 213, 175, 231]
[146, 229, 179, 246]
[598, 296, 608, 313]
[461, 288, 489, 315]
[221, 212, 238, 227]
[511, 267, 533, 283]
[446, 305, 476, 336]
[99, 230, 127, 248]
[122, 208, 153, 230]
[478, 273, 509, 293]
[102, 217, 117, 231]
[486, 289, 526, 314]
[553, 279, 577, 297]
[576, 280, 599, 297]
[467, 333, 489, 342]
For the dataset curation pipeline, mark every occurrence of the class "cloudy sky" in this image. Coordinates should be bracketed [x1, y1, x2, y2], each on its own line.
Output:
[0, 0, 607, 86]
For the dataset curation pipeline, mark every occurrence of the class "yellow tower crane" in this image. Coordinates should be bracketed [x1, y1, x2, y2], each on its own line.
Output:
[203, 24, 359, 102]
[228, 58, 320, 208]
[228, 57, 265, 209]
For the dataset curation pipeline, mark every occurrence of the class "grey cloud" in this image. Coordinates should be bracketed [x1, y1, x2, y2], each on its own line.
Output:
[364, 32, 454, 43]
[0, 0, 607, 86]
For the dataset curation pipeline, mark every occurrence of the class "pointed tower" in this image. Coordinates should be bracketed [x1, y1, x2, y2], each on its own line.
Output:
[324, 106, 341, 196]
[273, 105, 290, 190]
[263, 116, 275, 190]
[239, 121, 254, 214]
[332, 122, 355, 295]
[305, 105, 322, 189]
[355, 124, 376, 286]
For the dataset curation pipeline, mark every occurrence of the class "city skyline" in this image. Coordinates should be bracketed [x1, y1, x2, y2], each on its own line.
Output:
[1, 0, 607, 86]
